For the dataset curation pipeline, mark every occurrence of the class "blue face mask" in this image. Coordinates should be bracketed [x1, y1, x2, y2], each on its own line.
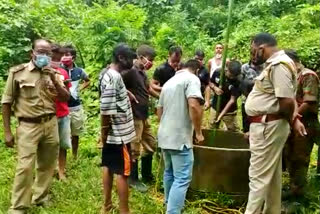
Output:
[34, 55, 51, 68]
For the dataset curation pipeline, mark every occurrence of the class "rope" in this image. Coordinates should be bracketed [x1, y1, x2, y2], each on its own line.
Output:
[188, 199, 244, 214]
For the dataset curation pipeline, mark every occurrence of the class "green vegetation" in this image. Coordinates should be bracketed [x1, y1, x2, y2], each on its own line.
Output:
[0, 0, 319, 213]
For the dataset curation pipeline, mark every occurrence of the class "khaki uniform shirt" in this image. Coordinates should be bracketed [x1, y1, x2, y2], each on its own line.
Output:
[296, 66, 319, 103]
[1, 61, 59, 118]
[245, 50, 297, 116]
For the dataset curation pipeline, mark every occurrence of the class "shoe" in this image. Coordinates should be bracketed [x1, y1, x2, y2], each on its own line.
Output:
[129, 161, 148, 192]
[282, 189, 293, 201]
[33, 200, 51, 208]
[286, 202, 301, 214]
[128, 178, 148, 192]
[141, 154, 154, 184]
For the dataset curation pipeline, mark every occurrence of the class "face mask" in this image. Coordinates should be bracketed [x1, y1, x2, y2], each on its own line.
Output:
[144, 61, 153, 70]
[50, 61, 61, 69]
[61, 56, 73, 66]
[141, 56, 153, 70]
[254, 48, 265, 65]
[34, 55, 50, 68]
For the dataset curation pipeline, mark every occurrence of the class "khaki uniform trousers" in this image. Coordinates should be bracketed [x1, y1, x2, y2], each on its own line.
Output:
[245, 119, 290, 214]
[209, 109, 240, 132]
[9, 117, 59, 214]
[131, 118, 156, 161]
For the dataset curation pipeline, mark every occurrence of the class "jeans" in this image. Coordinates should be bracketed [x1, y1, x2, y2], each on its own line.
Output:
[162, 146, 194, 214]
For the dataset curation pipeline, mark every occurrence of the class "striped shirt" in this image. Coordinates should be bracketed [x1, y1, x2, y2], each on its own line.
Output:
[100, 68, 136, 145]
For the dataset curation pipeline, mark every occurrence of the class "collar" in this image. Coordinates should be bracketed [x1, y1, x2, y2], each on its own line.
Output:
[296, 63, 304, 73]
[133, 62, 145, 72]
[165, 60, 175, 70]
[134, 66, 146, 76]
[176, 69, 189, 74]
[266, 50, 285, 64]
[62, 63, 76, 72]
[26, 61, 36, 72]
[214, 55, 222, 60]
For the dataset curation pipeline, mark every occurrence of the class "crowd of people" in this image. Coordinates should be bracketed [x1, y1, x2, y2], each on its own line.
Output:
[2, 32, 320, 214]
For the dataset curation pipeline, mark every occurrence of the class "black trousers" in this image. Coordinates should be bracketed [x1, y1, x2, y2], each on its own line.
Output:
[241, 103, 250, 133]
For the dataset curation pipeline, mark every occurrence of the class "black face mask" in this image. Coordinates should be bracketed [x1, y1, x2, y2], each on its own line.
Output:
[254, 48, 265, 66]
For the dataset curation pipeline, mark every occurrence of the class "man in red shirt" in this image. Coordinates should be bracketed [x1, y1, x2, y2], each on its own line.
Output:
[51, 44, 71, 180]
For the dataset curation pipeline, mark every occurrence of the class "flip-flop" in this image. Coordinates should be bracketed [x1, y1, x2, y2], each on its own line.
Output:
[100, 204, 116, 214]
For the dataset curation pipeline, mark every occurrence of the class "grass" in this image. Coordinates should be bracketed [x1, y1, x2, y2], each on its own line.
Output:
[0, 112, 319, 214]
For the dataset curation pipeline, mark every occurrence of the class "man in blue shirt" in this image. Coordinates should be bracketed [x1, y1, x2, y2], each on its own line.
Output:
[61, 45, 90, 159]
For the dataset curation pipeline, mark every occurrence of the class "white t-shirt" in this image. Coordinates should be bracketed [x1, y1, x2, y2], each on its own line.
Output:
[209, 57, 222, 77]
[157, 69, 203, 150]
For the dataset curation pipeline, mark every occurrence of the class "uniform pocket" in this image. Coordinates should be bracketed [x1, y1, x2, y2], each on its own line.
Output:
[19, 82, 37, 99]
[249, 123, 266, 143]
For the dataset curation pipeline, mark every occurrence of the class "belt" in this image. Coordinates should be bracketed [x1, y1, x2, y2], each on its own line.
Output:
[248, 114, 283, 124]
[19, 114, 55, 124]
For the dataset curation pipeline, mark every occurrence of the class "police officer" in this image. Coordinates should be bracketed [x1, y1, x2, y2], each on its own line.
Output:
[284, 49, 320, 200]
[2, 39, 70, 214]
[244, 33, 306, 214]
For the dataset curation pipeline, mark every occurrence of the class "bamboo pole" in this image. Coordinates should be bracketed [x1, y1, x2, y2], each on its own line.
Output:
[214, 0, 233, 128]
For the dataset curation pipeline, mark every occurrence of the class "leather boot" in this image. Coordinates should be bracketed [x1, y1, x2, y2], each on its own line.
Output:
[128, 161, 148, 192]
[141, 154, 154, 183]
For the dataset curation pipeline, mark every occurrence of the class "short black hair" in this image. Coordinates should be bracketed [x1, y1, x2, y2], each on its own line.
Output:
[285, 49, 300, 63]
[228, 60, 242, 76]
[252, 33, 277, 47]
[185, 59, 201, 72]
[32, 39, 52, 49]
[112, 43, 136, 63]
[195, 50, 205, 58]
[169, 46, 182, 56]
[178, 61, 185, 70]
[63, 44, 77, 58]
[137, 45, 156, 59]
[51, 43, 66, 54]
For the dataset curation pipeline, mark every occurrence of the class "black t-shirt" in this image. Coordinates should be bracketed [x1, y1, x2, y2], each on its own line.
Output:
[121, 67, 149, 120]
[198, 66, 210, 95]
[153, 61, 175, 86]
[210, 69, 241, 112]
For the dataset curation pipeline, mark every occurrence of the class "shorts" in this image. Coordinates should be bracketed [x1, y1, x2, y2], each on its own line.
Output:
[69, 108, 85, 136]
[101, 143, 131, 176]
[58, 116, 72, 149]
